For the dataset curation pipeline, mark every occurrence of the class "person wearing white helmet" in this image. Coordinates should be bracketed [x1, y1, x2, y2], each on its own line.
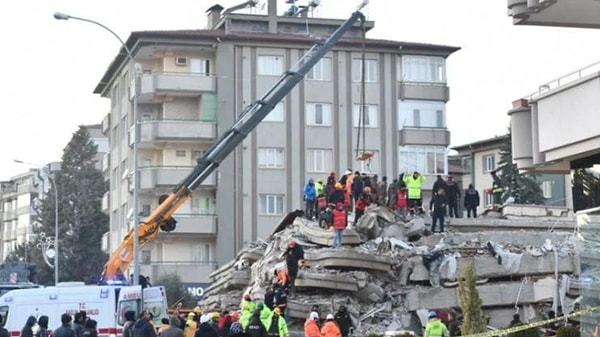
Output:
[424, 311, 448, 337]
[303, 312, 320, 337]
[320, 314, 341, 337]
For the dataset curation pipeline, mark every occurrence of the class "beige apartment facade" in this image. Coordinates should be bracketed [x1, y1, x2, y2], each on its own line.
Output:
[95, 2, 459, 284]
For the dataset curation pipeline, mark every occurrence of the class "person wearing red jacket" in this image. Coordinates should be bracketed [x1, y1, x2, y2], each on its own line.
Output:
[331, 203, 347, 249]
[394, 187, 408, 217]
[303, 312, 320, 337]
[354, 186, 373, 224]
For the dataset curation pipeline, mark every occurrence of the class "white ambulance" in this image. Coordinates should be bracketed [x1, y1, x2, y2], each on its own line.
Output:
[0, 282, 168, 337]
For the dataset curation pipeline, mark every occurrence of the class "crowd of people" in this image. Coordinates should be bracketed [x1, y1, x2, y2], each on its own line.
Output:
[13, 311, 99, 337]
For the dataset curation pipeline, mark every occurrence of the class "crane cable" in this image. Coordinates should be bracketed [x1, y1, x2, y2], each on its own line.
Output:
[354, 19, 373, 169]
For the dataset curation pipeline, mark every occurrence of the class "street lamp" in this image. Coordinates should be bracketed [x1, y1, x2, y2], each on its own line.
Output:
[14, 160, 59, 285]
[53, 12, 141, 286]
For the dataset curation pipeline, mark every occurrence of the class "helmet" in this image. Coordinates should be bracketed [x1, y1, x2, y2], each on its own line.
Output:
[288, 239, 296, 248]
[326, 314, 334, 320]
[335, 182, 343, 189]
[317, 178, 323, 183]
[274, 308, 281, 315]
[309, 312, 319, 320]
[187, 312, 195, 318]
[211, 312, 220, 319]
[428, 311, 437, 319]
[364, 186, 371, 193]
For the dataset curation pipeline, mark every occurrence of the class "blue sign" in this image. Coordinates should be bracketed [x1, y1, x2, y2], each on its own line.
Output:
[183, 283, 210, 300]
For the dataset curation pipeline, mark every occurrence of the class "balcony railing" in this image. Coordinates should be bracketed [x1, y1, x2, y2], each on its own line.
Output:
[170, 214, 217, 235]
[139, 166, 217, 189]
[137, 120, 217, 145]
[397, 81, 449, 102]
[527, 61, 600, 100]
[135, 72, 216, 102]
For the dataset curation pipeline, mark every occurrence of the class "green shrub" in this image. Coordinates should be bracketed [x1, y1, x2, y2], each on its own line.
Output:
[507, 322, 538, 337]
[556, 325, 580, 337]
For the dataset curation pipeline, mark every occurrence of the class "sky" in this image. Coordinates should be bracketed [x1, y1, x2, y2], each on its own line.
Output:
[2, 0, 600, 181]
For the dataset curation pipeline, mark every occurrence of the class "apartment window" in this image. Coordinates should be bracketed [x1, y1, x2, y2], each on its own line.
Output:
[306, 149, 333, 172]
[484, 191, 494, 207]
[191, 150, 205, 165]
[264, 102, 285, 122]
[190, 58, 210, 76]
[142, 158, 152, 167]
[401, 55, 445, 83]
[483, 155, 495, 173]
[142, 204, 151, 216]
[141, 250, 151, 264]
[258, 147, 285, 168]
[358, 150, 380, 174]
[141, 113, 154, 121]
[306, 103, 332, 126]
[191, 243, 210, 263]
[259, 194, 284, 215]
[306, 58, 332, 81]
[352, 59, 378, 83]
[398, 145, 447, 175]
[398, 100, 446, 129]
[541, 181, 552, 199]
[258, 55, 283, 76]
[191, 196, 212, 214]
[353, 104, 379, 128]
[176, 150, 186, 158]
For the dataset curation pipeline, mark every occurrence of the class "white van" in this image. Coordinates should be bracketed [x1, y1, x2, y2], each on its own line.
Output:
[0, 283, 168, 337]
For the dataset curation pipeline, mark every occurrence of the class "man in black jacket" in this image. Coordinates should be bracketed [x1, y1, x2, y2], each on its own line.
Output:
[446, 176, 461, 218]
[283, 239, 304, 295]
[334, 306, 353, 337]
[52, 314, 76, 337]
[133, 311, 157, 337]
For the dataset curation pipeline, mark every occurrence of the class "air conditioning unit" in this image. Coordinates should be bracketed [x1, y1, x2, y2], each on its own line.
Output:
[175, 57, 188, 66]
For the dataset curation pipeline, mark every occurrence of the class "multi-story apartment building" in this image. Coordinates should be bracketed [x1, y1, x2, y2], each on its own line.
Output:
[95, 0, 459, 284]
[452, 135, 572, 216]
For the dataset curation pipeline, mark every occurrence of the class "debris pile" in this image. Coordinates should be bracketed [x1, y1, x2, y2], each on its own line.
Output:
[202, 204, 580, 335]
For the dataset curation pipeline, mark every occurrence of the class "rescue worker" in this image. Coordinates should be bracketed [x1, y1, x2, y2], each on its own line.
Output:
[184, 313, 198, 337]
[328, 183, 345, 206]
[354, 186, 373, 224]
[424, 311, 448, 337]
[491, 170, 503, 207]
[403, 171, 426, 215]
[325, 171, 337, 197]
[245, 310, 267, 337]
[333, 306, 353, 337]
[464, 184, 480, 218]
[266, 308, 288, 337]
[240, 294, 256, 313]
[303, 178, 317, 220]
[273, 284, 287, 316]
[256, 302, 273, 331]
[315, 179, 325, 196]
[429, 188, 448, 233]
[195, 315, 217, 337]
[283, 239, 304, 295]
[320, 314, 341, 337]
[239, 304, 252, 329]
[304, 312, 320, 337]
[331, 203, 347, 249]
[446, 176, 461, 218]
[394, 186, 408, 217]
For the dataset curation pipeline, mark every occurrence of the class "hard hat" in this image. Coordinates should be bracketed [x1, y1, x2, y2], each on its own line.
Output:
[317, 178, 323, 183]
[428, 311, 437, 318]
[187, 312, 195, 318]
[309, 312, 319, 320]
[326, 314, 334, 320]
[345, 169, 352, 175]
[364, 186, 371, 193]
[200, 314, 210, 324]
[211, 312, 220, 319]
[193, 306, 202, 314]
[274, 307, 281, 315]
[335, 182, 343, 189]
[288, 239, 296, 247]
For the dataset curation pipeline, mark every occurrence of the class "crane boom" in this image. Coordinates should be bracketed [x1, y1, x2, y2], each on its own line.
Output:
[99, 5, 367, 284]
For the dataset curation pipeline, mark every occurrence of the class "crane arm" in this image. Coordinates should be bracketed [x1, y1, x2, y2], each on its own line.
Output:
[99, 4, 367, 284]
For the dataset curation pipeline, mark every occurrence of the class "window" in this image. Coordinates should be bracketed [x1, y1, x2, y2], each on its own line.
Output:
[353, 104, 379, 128]
[352, 59, 378, 83]
[541, 181, 552, 199]
[484, 191, 494, 207]
[142, 204, 151, 216]
[176, 150, 186, 158]
[264, 102, 285, 122]
[483, 155, 495, 173]
[191, 196, 212, 214]
[258, 147, 285, 168]
[259, 194, 284, 215]
[190, 58, 210, 76]
[306, 149, 333, 172]
[191, 244, 210, 263]
[142, 158, 152, 167]
[306, 58, 332, 81]
[398, 100, 446, 129]
[191, 150, 205, 165]
[306, 103, 332, 126]
[398, 145, 447, 175]
[401, 55, 445, 83]
[358, 150, 380, 174]
[258, 55, 283, 76]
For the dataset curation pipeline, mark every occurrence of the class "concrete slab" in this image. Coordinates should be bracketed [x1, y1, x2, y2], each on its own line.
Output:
[447, 218, 576, 232]
[295, 218, 362, 246]
[305, 249, 394, 271]
[295, 271, 359, 291]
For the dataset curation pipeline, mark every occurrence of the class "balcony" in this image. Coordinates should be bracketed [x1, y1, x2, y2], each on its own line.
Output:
[102, 153, 110, 173]
[139, 166, 217, 189]
[507, 0, 600, 29]
[139, 261, 217, 283]
[170, 214, 217, 236]
[398, 82, 450, 102]
[398, 127, 450, 146]
[135, 72, 216, 103]
[137, 120, 217, 147]
[102, 113, 110, 134]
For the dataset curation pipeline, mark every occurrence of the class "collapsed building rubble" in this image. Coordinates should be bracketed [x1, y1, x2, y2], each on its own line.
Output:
[202, 204, 582, 335]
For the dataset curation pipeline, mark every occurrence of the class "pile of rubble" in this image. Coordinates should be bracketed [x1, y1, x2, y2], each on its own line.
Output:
[201, 204, 581, 335]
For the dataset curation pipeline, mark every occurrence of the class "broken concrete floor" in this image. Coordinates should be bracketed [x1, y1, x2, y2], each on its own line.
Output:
[202, 204, 583, 335]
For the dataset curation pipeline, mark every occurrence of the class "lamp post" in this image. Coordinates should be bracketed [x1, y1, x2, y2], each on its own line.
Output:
[14, 160, 59, 285]
[54, 12, 140, 286]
